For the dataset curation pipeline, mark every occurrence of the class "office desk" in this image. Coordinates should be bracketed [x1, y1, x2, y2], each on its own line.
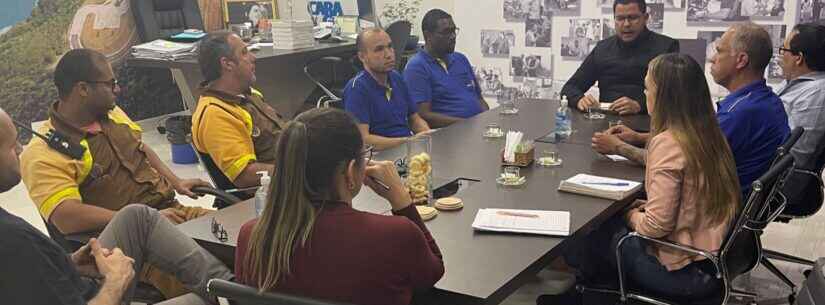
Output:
[178, 100, 649, 304]
[127, 41, 357, 117]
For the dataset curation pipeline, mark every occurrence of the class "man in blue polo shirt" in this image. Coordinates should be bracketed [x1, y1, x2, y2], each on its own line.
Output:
[403, 9, 490, 128]
[711, 23, 789, 192]
[344, 28, 430, 150]
[591, 22, 789, 195]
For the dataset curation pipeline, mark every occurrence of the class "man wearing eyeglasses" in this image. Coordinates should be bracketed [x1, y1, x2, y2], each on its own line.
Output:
[0, 106, 234, 305]
[403, 9, 490, 128]
[19, 48, 212, 298]
[775, 23, 825, 205]
[561, 0, 678, 115]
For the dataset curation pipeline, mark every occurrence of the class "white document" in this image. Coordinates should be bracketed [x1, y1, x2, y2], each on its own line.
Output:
[558, 173, 642, 200]
[472, 208, 570, 236]
[604, 154, 629, 162]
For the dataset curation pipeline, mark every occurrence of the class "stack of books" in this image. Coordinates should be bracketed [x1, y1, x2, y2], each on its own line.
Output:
[271, 20, 316, 50]
[131, 39, 197, 60]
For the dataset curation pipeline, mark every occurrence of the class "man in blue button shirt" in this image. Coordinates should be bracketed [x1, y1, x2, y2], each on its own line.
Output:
[404, 9, 490, 128]
[344, 28, 431, 150]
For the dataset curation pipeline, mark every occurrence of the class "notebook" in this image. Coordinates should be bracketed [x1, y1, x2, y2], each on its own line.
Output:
[558, 173, 642, 200]
[472, 208, 570, 236]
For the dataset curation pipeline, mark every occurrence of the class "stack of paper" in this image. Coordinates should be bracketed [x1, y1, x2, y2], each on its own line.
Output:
[131, 39, 197, 60]
[472, 208, 570, 236]
[558, 173, 642, 200]
[272, 20, 316, 49]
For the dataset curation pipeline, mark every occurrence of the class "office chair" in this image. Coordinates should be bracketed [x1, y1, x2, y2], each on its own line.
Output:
[207, 279, 355, 305]
[578, 154, 796, 305]
[759, 127, 824, 302]
[131, 0, 205, 42]
[385, 21, 412, 71]
[303, 56, 358, 109]
[194, 149, 255, 209]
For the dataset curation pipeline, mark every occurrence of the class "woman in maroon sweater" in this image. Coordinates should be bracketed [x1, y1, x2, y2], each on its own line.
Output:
[234, 108, 444, 305]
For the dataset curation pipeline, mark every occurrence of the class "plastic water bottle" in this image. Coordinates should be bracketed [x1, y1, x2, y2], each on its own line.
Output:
[254, 171, 271, 217]
[554, 95, 572, 138]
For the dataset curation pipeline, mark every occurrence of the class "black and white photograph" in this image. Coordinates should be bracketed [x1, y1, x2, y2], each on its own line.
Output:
[544, 0, 581, 14]
[602, 18, 615, 38]
[648, 3, 665, 32]
[510, 54, 553, 79]
[744, 0, 787, 19]
[764, 24, 787, 82]
[799, 0, 825, 23]
[649, 0, 687, 9]
[475, 66, 506, 97]
[516, 78, 554, 99]
[526, 15, 553, 47]
[481, 30, 516, 58]
[687, 0, 750, 24]
[697, 31, 729, 97]
[560, 38, 589, 59]
[226, 0, 276, 26]
[561, 19, 601, 60]
[503, 0, 542, 22]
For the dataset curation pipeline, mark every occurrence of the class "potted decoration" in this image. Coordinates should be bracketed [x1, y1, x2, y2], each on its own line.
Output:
[381, 0, 423, 50]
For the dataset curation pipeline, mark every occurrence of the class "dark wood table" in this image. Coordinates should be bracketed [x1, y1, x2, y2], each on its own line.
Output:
[178, 99, 650, 304]
[127, 41, 357, 117]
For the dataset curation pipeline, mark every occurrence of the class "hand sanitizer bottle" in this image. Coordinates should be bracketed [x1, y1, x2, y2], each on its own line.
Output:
[254, 171, 271, 217]
[554, 95, 572, 138]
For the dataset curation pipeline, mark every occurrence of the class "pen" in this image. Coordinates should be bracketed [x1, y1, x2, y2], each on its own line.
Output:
[224, 186, 261, 193]
[496, 211, 540, 218]
[368, 176, 391, 191]
[581, 181, 630, 186]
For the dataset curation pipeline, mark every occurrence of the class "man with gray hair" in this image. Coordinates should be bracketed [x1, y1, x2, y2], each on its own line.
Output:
[709, 22, 789, 192]
[591, 22, 789, 194]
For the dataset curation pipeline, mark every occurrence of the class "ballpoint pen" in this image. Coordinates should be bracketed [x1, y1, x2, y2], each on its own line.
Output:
[368, 176, 391, 191]
[581, 181, 630, 186]
[496, 211, 540, 218]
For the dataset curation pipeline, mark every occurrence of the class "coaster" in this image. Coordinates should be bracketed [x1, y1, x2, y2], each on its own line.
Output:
[416, 205, 438, 221]
[435, 197, 464, 211]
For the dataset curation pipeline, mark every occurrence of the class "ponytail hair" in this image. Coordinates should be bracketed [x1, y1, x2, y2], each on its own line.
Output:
[243, 108, 363, 292]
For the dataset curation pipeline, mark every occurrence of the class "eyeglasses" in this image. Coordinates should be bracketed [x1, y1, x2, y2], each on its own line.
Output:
[615, 14, 644, 24]
[85, 79, 119, 91]
[778, 47, 798, 55]
[361, 145, 374, 163]
[211, 217, 228, 242]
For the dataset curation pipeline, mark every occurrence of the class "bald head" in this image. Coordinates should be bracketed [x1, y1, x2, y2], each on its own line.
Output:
[356, 28, 396, 75]
[728, 22, 773, 74]
[0, 108, 22, 193]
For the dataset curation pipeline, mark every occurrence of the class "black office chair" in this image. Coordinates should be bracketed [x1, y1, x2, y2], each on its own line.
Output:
[193, 149, 255, 209]
[385, 21, 412, 71]
[758, 127, 824, 301]
[207, 279, 355, 305]
[303, 56, 358, 109]
[131, 0, 205, 42]
[578, 154, 796, 305]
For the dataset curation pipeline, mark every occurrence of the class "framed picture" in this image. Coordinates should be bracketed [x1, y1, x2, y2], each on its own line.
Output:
[224, 0, 278, 26]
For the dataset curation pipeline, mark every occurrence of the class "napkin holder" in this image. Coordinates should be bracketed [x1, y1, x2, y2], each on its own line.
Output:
[501, 146, 535, 167]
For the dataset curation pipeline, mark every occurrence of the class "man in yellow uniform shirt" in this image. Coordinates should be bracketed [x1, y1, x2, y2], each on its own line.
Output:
[19, 48, 212, 298]
[192, 31, 286, 191]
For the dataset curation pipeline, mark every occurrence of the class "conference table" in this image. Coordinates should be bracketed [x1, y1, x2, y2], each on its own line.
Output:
[178, 99, 650, 305]
[126, 40, 357, 117]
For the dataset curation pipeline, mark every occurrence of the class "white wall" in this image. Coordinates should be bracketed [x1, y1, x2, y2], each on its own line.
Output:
[452, 0, 805, 99]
